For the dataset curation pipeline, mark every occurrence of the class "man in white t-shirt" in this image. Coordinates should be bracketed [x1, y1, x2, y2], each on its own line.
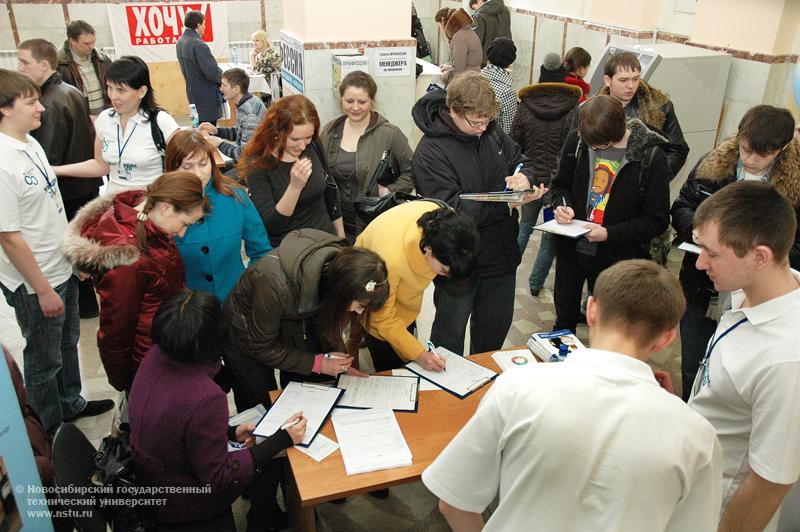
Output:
[423, 259, 722, 531]
[688, 180, 800, 532]
[0, 70, 113, 434]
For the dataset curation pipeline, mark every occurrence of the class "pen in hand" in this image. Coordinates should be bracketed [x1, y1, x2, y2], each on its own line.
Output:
[504, 163, 525, 192]
[281, 418, 302, 431]
[426, 341, 447, 372]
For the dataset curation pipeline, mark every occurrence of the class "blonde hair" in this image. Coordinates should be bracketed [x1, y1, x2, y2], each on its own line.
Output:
[251, 30, 272, 50]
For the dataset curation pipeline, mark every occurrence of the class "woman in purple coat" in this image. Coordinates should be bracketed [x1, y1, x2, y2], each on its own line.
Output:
[128, 290, 306, 531]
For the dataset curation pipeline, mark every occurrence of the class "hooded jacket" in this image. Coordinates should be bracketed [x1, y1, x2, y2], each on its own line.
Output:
[62, 191, 186, 391]
[320, 112, 415, 239]
[31, 72, 101, 201]
[598, 80, 689, 179]
[511, 82, 582, 183]
[550, 118, 671, 266]
[412, 89, 536, 278]
[472, 0, 513, 62]
[672, 137, 800, 308]
[56, 40, 112, 110]
[223, 229, 350, 375]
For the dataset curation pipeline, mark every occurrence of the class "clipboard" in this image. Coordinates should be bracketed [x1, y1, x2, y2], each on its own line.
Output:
[334, 374, 420, 412]
[404, 347, 498, 399]
[459, 190, 533, 203]
[253, 381, 343, 448]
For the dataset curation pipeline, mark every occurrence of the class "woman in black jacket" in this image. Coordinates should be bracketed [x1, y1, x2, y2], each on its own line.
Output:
[412, 72, 546, 356]
[550, 95, 670, 332]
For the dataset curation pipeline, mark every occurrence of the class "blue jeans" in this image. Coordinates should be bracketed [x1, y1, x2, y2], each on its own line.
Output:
[1, 276, 85, 433]
[517, 199, 544, 253]
[518, 200, 556, 291]
[679, 303, 718, 402]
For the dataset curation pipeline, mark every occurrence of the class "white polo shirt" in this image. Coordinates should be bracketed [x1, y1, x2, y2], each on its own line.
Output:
[423, 349, 723, 532]
[95, 108, 179, 194]
[689, 270, 800, 532]
[0, 132, 73, 293]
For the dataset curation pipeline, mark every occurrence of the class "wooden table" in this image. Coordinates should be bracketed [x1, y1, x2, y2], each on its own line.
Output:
[269, 352, 503, 531]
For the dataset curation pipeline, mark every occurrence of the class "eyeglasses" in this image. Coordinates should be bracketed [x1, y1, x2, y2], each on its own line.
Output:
[464, 115, 494, 129]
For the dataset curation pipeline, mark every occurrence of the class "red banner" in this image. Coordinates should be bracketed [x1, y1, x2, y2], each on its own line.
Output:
[125, 3, 214, 46]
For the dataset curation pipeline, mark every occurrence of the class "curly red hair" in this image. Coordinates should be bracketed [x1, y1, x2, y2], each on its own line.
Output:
[237, 94, 320, 180]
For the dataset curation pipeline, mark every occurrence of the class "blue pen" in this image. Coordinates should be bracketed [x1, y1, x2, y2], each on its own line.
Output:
[426, 341, 446, 372]
[504, 163, 525, 192]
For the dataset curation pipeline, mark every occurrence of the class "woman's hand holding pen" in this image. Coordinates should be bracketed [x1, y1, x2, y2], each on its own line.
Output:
[320, 353, 368, 377]
[280, 412, 307, 445]
[554, 198, 574, 224]
[416, 350, 447, 372]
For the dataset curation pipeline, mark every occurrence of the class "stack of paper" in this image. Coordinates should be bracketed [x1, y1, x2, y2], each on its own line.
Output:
[491, 349, 538, 371]
[253, 381, 342, 447]
[534, 219, 590, 238]
[335, 374, 419, 412]
[405, 347, 497, 398]
[392, 369, 439, 391]
[332, 408, 412, 475]
[294, 434, 339, 462]
[527, 330, 586, 362]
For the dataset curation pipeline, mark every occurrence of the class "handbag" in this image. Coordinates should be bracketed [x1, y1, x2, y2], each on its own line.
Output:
[371, 149, 400, 187]
[309, 140, 342, 221]
[354, 191, 450, 225]
[91, 435, 156, 531]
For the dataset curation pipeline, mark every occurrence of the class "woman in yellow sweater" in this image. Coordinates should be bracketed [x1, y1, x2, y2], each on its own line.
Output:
[355, 201, 478, 371]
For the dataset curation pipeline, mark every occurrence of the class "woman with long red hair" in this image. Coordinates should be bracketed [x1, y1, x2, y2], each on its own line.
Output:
[165, 129, 270, 301]
[239, 94, 344, 247]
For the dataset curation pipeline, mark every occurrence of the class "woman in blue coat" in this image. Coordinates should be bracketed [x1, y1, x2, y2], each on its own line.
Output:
[167, 129, 271, 301]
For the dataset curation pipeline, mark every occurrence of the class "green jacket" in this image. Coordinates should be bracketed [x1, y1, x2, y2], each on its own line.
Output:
[320, 112, 414, 240]
[472, 0, 513, 62]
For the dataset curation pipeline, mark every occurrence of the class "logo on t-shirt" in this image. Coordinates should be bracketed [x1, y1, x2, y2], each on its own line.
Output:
[588, 156, 622, 225]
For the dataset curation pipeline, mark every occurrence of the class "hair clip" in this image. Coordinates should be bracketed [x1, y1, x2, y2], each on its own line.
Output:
[137, 212, 149, 222]
[364, 279, 386, 292]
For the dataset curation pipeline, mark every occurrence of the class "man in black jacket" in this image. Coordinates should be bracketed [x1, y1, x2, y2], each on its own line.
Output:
[598, 52, 689, 180]
[17, 38, 100, 318]
[671, 105, 800, 400]
[176, 10, 223, 125]
[550, 95, 670, 332]
[412, 72, 546, 356]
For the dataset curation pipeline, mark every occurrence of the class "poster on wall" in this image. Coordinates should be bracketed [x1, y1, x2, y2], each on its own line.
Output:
[0, 351, 53, 532]
[375, 48, 413, 77]
[107, 2, 229, 62]
[279, 31, 305, 95]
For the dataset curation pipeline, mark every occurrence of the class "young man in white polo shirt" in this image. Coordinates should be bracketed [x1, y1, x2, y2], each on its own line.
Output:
[688, 180, 800, 532]
[423, 259, 722, 531]
[0, 70, 112, 434]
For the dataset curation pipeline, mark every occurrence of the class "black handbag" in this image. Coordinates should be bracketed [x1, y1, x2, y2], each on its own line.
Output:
[92, 435, 156, 531]
[354, 190, 450, 225]
[371, 149, 400, 187]
[309, 140, 342, 221]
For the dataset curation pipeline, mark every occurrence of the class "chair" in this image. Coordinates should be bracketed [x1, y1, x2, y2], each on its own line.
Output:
[52, 423, 109, 532]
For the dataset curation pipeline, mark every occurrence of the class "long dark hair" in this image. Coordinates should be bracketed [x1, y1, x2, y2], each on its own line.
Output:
[106, 56, 159, 119]
[417, 207, 479, 282]
[318, 247, 389, 348]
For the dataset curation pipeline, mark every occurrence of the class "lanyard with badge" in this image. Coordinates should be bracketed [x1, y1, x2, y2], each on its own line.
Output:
[116, 122, 138, 180]
[24, 151, 57, 194]
[696, 317, 748, 391]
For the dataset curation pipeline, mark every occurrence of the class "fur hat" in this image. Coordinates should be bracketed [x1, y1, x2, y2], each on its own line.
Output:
[539, 52, 566, 83]
[486, 37, 517, 69]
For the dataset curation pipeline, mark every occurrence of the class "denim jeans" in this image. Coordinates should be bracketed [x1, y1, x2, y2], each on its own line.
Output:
[517, 199, 544, 254]
[679, 303, 718, 401]
[430, 273, 516, 356]
[529, 231, 556, 291]
[1, 276, 85, 433]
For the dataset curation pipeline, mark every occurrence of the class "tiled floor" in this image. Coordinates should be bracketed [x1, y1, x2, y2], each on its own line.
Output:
[0, 230, 685, 530]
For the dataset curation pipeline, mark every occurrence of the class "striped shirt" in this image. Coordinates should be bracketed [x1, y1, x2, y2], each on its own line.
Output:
[74, 53, 104, 115]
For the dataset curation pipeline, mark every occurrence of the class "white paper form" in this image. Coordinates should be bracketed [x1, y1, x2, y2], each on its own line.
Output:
[678, 242, 702, 255]
[405, 347, 497, 398]
[534, 218, 591, 239]
[392, 369, 438, 391]
[253, 381, 343, 446]
[332, 408, 412, 475]
[336, 374, 419, 411]
[294, 434, 339, 462]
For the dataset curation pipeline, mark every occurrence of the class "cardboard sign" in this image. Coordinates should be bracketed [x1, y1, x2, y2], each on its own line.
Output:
[375, 48, 412, 77]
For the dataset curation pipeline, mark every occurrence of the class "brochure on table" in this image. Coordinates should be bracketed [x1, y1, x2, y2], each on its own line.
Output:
[491, 349, 539, 371]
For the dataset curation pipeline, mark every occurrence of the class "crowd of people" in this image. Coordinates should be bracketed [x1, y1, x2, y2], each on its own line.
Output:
[1, 3, 800, 531]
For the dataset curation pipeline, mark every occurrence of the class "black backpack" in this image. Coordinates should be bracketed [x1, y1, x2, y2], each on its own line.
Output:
[149, 109, 167, 170]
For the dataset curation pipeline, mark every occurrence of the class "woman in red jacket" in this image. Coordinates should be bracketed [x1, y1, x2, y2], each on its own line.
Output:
[63, 172, 208, 426]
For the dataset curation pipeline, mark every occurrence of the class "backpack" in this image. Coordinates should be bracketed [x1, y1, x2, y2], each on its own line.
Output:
[149, 109, 167, 170]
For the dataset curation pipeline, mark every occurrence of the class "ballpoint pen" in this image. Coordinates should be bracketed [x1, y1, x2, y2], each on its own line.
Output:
[323, 353, 347, 360]
[504, 162, 525, 191]
[281, 418, 302, 430]
[426, 341, 446, 372]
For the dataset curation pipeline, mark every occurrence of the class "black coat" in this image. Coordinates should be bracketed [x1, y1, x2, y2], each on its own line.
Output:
[411, 90, 538, 278]
[550, 119, 671, 268]
[671, 137, 800, 308]
[176, 28, 223, 123]
[511, 82, 582, 184]
[31, 73, 100, 200]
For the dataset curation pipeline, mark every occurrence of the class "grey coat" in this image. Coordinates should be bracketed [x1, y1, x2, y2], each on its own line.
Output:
[176, 28, 223, 122]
